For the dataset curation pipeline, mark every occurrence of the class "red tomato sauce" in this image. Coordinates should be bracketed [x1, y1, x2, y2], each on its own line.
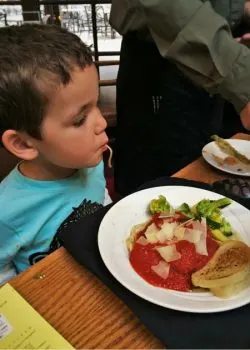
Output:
[129, 218, 219, 292]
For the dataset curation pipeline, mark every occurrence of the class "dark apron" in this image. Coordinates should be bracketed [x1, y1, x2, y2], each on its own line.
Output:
[114, 32, 224, 196]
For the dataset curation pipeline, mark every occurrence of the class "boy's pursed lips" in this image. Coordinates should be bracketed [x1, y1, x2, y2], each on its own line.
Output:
[99, 137, 109, 151]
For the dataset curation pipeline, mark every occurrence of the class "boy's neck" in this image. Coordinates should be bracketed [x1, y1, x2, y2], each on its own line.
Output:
[19, 160, 77, 181]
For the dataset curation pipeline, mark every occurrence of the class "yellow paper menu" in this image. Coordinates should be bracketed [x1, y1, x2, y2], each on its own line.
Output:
[0, 283, 74, 349]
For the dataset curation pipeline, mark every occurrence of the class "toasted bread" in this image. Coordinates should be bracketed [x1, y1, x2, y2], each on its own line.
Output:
[192, 240, 250, 295]
[210, 272, 250, 298]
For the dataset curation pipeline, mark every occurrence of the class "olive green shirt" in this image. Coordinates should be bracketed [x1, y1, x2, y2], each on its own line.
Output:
[110, 0, 250, 113]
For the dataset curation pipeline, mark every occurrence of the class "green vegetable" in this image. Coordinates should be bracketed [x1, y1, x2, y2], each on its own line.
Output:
[194, 197, 232, 238]
[220, 218, 233, 236]
[195, 197, 231, 219]
[148, 195, 172, 215]
[147, 195, 233, 240]
[177, 203, 194, 218]
[206, 218, 221, 230]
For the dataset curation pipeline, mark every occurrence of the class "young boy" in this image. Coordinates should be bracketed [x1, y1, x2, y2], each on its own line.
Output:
[0, 24, 112, 283]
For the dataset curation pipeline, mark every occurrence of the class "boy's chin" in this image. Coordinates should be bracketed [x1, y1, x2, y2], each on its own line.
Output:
[78, 155, 103, 169]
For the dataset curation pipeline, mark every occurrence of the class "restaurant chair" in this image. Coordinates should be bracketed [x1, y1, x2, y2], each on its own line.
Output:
[96, 59, 118, 128]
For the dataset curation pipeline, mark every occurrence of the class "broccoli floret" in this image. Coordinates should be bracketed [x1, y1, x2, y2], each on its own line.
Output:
[209, 210, 221, 222]
[195, 199, 212, 218]
[195, 197, 232, 237]
[148, 195, 172, 215]
[220, 218, 233, 236]
[195, 197, 231, 218]
[177, 203, 194, 218]
[214, 197, 232, 209]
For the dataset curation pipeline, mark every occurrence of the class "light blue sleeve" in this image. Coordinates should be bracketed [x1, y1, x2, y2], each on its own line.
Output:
[0, 220, 20, 284]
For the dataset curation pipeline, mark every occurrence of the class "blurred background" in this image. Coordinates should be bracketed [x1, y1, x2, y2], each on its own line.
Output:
[0, 0, 119, 135]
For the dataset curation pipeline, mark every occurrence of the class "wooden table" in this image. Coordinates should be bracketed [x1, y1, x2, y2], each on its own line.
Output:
[10, 133, 250, 349]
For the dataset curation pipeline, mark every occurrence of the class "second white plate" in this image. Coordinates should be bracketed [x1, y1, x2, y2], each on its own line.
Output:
[202, 139, 250, 176]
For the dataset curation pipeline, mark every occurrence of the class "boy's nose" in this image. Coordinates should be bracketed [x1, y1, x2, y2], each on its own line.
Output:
[96, 109, 107, 133]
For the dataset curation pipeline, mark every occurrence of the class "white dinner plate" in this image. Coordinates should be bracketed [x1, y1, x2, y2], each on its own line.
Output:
[202, 139, 250, 176]
[98, 186, 250, 313]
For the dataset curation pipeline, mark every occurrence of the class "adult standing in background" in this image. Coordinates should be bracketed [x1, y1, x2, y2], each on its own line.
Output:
[221, 0, 250, 138]
[110, 0, 250, 196]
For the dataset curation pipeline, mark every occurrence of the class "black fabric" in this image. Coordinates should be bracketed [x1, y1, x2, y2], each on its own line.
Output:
[221, 101, 247, 138]
[213, 178, 250, 199]
[114, 33, 224, 196]
[59, 177, 250, 349]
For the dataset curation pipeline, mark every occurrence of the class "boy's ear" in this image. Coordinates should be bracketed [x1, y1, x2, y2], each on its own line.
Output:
[1, 130, 39, 160]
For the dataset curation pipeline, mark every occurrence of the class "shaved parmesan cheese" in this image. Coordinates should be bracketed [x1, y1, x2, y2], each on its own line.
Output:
[193, 218, 208, 256]
[174, 226, 185, 239]
[156, 222, 177, 242]
[145, 223, 159, 243]
[156, 245, 181, 262]
[151, 261, 170, 279]
[178, 218, 194, 227]
[183, 228, 202, 243]
[136, 236, 148, 246]
[145, 222, 158, 235]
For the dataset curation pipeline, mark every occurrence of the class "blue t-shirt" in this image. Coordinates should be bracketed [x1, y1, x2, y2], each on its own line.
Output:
[0, 161, 106, 281]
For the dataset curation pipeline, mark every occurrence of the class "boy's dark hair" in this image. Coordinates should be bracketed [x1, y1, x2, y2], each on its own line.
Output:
[0, 24, 93, 144]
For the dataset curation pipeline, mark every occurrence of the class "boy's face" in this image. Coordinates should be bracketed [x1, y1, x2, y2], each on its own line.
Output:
[33, 64, 108, 169]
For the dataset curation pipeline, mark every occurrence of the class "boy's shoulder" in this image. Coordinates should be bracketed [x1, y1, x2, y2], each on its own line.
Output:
[0, 161, 106, 222]
[0, 161, 104, 197]
[0, 166, 22, 231]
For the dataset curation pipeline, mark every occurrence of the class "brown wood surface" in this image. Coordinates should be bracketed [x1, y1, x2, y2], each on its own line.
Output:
[11, 248, 162, 349]
[9, 132, 250, 349]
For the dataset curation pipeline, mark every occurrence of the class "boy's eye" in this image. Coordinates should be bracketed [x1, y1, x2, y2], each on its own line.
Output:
[73, 115, 86, 127]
